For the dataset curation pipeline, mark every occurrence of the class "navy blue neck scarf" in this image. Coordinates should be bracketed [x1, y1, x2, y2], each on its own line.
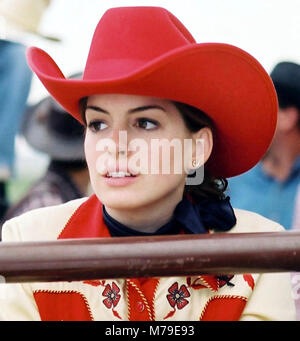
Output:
[102, 196, 236, 237]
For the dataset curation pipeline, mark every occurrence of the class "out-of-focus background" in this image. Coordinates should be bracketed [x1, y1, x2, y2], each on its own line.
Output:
[3, 0, 300, 202]
[1, 0, 300, 319]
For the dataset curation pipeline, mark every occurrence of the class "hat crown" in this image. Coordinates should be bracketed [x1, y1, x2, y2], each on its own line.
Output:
[83, 7, 196, 80]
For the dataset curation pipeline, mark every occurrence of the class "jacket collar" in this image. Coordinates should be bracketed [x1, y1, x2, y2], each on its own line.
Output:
[58, 194, 110, 239]
[57, 194, 234, 293]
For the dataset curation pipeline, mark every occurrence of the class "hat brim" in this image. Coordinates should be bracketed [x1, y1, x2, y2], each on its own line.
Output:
[26, 43, 277, 178]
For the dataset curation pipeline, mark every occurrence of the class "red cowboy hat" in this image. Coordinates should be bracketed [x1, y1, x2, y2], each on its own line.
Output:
[26, 6, 277, 178]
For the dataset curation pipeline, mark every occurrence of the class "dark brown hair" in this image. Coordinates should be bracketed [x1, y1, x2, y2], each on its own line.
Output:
[173, 101, 227, 202]
[79, 97, 227, 202]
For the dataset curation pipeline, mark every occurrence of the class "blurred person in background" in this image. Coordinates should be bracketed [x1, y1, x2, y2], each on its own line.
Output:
[290, 184, 300, 320]
[228, 61, 300, 230]
[0, 0, 55, 220]
[292, 185, 300, 231]
[0, 95, 90, 231]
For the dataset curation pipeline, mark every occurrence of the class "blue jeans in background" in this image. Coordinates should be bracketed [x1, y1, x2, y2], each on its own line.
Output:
[0, 39, 32, 177]
[0, 39, 32, 219]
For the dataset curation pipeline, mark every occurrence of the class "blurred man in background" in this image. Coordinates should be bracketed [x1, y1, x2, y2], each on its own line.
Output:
[0, 95, 90, 231]
[0, 0, 56, 220]
[228, 61, 300, 230]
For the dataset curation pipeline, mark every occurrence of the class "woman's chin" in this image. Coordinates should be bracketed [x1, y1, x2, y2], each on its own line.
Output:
[96, 192, 144, 210]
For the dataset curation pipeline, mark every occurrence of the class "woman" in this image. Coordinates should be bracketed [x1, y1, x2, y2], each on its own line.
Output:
[0, 7, 295, 321]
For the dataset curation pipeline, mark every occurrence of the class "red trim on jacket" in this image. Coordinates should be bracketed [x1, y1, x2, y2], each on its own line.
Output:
[34, 291, 93, 321]
[34, 194, 159, 321]
[200, 296, 247, 321]
[58, 194, 111, 239]
[127, 278, 160, 321]
[32, 194, 249, 321]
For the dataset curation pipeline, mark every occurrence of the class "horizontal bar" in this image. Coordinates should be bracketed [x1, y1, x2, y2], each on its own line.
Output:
[0, 231, 300, 283]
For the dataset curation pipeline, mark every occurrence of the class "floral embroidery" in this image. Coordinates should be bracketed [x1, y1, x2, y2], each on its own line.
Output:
[164, 282, 190, 319]
[102, 282, 121, 308]
[102, 282, 122, 319]
[216, 275, 235, 288]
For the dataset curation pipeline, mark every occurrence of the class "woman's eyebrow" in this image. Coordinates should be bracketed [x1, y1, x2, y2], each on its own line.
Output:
[86, 104, 166, 115]
[86, 105, 108, 114]
[128, 105, 166, 114]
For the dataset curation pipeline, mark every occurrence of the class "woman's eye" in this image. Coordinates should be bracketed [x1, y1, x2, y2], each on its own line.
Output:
[136, 118, 158, 130]
[88, 120, 108, 132]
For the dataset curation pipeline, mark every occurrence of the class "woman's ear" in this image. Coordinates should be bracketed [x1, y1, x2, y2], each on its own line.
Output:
[190, 127, 213, 168]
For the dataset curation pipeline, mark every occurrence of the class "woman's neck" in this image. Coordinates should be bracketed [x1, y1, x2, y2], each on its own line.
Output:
[262, 131, 300, 182]
[105, 189, 184, 233]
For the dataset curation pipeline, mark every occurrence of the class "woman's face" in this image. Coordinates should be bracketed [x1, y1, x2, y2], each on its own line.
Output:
[84, 94, 212, 211]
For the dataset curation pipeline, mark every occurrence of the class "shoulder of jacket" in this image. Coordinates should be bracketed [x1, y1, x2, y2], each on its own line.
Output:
[1, 197, 88, 242]
[230, 208, 284, 233]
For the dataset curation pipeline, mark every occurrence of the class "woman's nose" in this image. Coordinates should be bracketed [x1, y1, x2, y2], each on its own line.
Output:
[109, 128, 129, 157]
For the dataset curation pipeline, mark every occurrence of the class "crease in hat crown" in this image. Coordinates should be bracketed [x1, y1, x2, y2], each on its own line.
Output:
[83, 7, 196, 80]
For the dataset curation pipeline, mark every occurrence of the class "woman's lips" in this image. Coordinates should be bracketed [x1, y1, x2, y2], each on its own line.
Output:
[103, 174, 139, 187]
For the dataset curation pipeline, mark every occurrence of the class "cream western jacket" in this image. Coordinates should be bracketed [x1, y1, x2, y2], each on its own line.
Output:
[0, 196, 296, 321]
